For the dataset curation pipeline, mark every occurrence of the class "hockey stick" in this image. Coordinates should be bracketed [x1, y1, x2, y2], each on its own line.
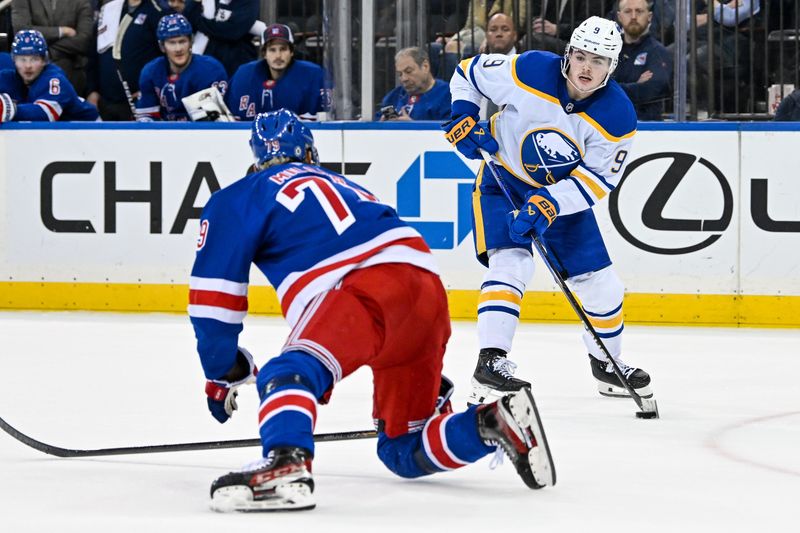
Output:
[479, 150, 659, 419]
[111, 15, 138, 118]
[0, 414, 376, 458]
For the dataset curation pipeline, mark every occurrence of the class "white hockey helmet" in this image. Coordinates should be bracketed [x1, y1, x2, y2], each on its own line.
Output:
[561, 16, 623, 90]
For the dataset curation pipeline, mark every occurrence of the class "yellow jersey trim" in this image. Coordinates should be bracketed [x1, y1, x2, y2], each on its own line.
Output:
[510, 55, 561, 105]
[571, 168, 608, 200]
[473, 164, 487, 256]
[577, 112, 636, 142]
[458, 57, 473, 78]
[586, 313, 624, 329]
[479, 290, 523, 305]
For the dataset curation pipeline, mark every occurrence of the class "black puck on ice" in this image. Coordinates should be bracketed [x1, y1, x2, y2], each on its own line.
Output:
[636, 410, 658, 419]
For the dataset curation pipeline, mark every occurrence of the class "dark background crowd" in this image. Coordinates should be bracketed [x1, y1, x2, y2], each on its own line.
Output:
[1, 0, 800, 122]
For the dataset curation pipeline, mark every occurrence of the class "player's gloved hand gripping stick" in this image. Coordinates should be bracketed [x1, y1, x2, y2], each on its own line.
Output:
[442, 114, 499, 160]
[479, 149, 659, 419]
[205, 347, 258, 424]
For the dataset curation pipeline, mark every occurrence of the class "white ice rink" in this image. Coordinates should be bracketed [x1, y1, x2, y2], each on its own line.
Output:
[0, 311, 798, 532]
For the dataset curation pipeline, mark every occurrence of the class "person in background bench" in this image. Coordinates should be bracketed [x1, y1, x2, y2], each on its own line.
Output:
[0, 30, 98, 122]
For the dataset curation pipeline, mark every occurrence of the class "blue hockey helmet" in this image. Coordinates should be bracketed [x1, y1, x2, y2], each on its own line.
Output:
[157, 13, 193, 42]
[11, 30, 48, 59]
[250, 109, 319, 168]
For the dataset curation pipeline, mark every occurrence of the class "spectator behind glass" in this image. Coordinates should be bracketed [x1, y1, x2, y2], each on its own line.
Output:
[87, 0, 165, 121]
[376, 47, 451, 121]
[11, 0, 94, 95]
[689, 0, 761, 113]
[445, 0, 527, 57]
[226, 23, 328, 121]
[773, 88, 800, 121]
[136, 14, 228, 121]
[182, 0, 259, 77]
[480, 13, 519, 119]
[613, 0, 672, 120]
[434, 11, 519, 86]
[0, 30, 99, 122]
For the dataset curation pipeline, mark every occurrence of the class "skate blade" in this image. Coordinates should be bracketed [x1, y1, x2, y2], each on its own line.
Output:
[210, 481, 315, 513]
[509, 388, 556, 488]
[597, 382, 653, 399]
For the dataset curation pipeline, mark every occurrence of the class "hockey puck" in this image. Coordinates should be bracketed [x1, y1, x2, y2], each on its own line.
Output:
[636, 411, 658, 419]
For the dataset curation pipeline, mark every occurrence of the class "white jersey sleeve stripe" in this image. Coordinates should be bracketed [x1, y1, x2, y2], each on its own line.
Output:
[187, 304, 247, 324]
[189, 276, 248, 295]
[34, 99, 61, 121]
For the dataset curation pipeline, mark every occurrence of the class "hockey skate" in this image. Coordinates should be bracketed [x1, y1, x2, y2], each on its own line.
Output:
[210, 447, 315, 512]
[478, 387, 556, 489]
[589, 355, 653, 398]
[468, 348, 531, 405]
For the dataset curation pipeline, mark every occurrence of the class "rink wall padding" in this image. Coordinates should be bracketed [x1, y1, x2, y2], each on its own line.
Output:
[1, 122, 799, 327]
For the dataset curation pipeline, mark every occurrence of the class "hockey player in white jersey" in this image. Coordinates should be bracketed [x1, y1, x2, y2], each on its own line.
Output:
[442, 16, 653, 402]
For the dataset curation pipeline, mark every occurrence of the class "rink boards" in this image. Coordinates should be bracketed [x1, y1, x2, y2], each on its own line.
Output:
[0, 122, 798, 326]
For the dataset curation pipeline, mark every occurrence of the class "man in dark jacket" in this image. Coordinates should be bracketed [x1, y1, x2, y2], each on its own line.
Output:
[12, 0, 94, 95]
[613, 0, 672, 120]
[182, 0, 259, 76]
[86, 0, 166, 120]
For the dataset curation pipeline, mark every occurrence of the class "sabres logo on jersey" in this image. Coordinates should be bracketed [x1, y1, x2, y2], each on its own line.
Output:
[520, 128, 582, 186]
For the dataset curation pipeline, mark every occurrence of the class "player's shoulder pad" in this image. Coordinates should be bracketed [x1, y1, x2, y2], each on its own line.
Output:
[582, 80, 637, 140]
[231, 58, 263, 81]
[193, 54, 223, 68]
[0, 68, 15, 84]
[291, 59, 324, 78]
[512, 50, 562, 98]
[42, 63, 69, 79]
[36, 63, 76, 94]
[141, 56, 165, 76]
[193, 54, 228, 77]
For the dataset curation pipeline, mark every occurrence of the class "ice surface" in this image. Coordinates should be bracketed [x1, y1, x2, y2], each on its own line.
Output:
[0, 311, 797, 532]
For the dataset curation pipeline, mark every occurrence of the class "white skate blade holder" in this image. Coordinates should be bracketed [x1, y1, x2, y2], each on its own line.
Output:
[510, 388, 556, 487]
[210, 482, 315, 513]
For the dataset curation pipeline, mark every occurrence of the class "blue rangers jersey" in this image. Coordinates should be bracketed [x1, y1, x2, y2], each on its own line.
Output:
[451, 51, 637, 215]
[0, 63, 99, 121]
[226, 58, 328, 121]
[136, 54, 229, 121]
[188, 162, 438, 380]
[376, 79, 452, 120]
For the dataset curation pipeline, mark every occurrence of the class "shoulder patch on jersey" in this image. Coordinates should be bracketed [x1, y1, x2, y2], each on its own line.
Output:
[511, 51, 561, 105]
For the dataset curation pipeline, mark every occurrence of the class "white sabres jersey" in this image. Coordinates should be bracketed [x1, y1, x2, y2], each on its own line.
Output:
[451, 51, 637, 216]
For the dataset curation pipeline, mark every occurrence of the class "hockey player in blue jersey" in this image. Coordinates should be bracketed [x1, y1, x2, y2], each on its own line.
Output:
[189, 109, 555, 512]
[0, 30, 98, 122]
[442, 17, 654, 402]
[225, 24, 328, 121]
[136, 14, 228, 121]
